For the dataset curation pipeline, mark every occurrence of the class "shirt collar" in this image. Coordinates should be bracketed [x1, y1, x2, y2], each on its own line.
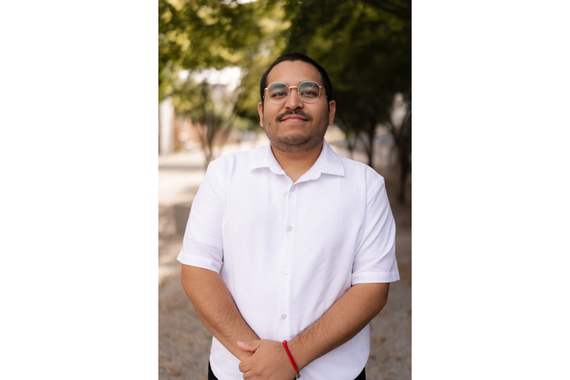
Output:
[249, 139, 345, 180]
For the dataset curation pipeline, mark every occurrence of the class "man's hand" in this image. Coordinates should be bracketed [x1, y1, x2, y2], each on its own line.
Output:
[237, 340, 298, 380]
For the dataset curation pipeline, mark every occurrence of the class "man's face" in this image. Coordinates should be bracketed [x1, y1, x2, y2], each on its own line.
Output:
[258, 60, 336, 153]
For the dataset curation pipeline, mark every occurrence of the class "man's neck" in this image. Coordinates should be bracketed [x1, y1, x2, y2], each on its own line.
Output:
[271, 141, 323, 183]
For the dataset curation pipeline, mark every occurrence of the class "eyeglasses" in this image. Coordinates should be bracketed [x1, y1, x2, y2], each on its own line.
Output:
[265, 81, 324, 104]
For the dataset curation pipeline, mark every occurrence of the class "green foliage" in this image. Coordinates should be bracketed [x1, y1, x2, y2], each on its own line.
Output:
[159, 0, 412, 195]
[276, 0, 411, 128]
[160, 0, 411, 125]
[272, 0, 411, 200]
[159, 0, 285, 103]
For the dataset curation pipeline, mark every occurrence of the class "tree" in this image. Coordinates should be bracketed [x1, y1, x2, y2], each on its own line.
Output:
[159, 0, 289, 162]
[159, 0, 412, 201]
[273, 0, 411, 202]
[159, 0, 268, 101]
[170, 72, 237, 167]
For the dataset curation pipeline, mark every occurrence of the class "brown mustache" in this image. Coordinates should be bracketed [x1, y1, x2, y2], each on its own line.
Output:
[277, 110, 313, 121]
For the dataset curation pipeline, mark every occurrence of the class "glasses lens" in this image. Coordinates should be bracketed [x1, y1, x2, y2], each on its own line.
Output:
[267, 83, 289, 103]
[298, 81, 321, 102]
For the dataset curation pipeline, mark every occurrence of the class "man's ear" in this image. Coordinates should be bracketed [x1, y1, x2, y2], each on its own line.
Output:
[328, 100, 336, 126]
[258, 102, 264, 128]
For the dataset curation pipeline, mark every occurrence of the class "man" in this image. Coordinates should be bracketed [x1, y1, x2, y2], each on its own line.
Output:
[178, 53, 399, 380]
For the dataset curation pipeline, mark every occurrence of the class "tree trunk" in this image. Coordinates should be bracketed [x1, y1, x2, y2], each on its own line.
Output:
[366, 117, 376, 167]
[345, 134, 355, 159]
[398, 146, 410, 203]
[397, 112, 411, 204]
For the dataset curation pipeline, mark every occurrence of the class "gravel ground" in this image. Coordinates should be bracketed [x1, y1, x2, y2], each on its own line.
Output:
[159, 139, 411, 380]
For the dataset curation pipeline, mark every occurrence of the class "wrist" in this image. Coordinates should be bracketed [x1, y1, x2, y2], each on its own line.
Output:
[289, 334, 331, 372]
[284, 338, 309, 372]
[283, 340, 301, 378]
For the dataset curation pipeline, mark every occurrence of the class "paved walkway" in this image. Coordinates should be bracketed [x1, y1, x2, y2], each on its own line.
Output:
[159, 134, 411, 380]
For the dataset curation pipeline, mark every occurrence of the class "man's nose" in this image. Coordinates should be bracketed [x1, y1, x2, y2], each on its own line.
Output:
[285, 87, 304, 109]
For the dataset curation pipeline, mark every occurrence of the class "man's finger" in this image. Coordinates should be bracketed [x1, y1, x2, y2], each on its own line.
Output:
[237, 340, 262, 352]
[238, 359, 251, 374]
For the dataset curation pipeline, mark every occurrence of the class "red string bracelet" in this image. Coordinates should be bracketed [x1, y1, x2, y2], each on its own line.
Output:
[283, 340, 301, 379]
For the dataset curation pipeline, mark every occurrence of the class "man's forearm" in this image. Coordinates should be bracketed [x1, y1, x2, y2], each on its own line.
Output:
[180, 264, 260, 361]
[288, 282, 390, 370]
[237, 283, 390, 379]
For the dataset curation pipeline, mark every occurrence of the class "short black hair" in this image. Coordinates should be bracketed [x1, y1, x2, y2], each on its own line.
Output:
[259, 53, 333, 108]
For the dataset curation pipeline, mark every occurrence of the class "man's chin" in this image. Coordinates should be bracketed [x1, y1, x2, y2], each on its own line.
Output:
[270, 134, 324, 153]
[279, 135, 311, 146]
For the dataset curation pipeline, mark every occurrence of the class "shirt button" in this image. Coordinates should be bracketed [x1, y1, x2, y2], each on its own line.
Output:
[287, 226, 293, 231]
[284, 269, 289, 274]
[290, 186, 296, 192]
[281, 314, 287, 319]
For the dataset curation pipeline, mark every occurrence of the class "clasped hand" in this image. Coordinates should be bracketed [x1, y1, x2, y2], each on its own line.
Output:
[237, 340, 298, 380]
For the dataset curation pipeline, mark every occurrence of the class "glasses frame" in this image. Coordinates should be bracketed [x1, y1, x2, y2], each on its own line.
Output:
[264, 81, 324, 104]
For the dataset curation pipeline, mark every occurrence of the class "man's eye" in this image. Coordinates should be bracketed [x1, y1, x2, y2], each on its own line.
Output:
[272, 91, 287, 97]
[301, 90, 318, 97]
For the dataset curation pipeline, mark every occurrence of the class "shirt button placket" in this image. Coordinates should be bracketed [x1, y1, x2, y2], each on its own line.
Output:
[281, 183, 297, 335]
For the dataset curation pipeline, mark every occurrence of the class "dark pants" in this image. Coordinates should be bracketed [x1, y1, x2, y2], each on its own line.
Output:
[208, 362, 366, 380]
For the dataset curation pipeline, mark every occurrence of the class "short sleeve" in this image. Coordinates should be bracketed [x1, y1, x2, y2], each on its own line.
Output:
[351, 176, 400, 284]
[177, 159, 225, 273]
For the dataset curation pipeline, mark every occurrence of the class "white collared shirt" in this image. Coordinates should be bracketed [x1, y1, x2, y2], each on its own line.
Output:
[178, 140, 399, 380]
